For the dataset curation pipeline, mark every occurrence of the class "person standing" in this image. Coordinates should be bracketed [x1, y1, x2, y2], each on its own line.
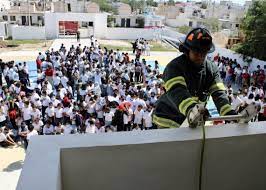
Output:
[77, 31, 80, 42]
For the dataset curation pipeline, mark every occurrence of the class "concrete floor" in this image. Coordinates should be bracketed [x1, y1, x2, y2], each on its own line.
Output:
[0, 146, 25, 190]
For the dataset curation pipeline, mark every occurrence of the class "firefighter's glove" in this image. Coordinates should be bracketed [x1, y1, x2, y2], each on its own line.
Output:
[187, 104, 210, 128]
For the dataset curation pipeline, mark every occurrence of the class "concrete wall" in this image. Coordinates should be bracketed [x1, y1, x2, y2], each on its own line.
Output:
[113, 16, 138, 27]
[44, 12, 107, 39]
[11, 25, 45, 40]
[165, 18, 191, 27]
[209, 47, 266, 72]
[106, 28, 159, 40]
[0, 22, 7, 37]
[61, 141, 201, 190]
[17, 122, 266, 190]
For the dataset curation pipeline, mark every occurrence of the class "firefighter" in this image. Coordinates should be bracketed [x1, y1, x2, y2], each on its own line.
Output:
[152, 27, 236, 128]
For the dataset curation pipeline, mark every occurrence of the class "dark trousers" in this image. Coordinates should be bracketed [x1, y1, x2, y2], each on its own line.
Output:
[123, 123, 131, 131]
[42, 106, 48, 120]
[129, 72, 134, 82]
[135, 72, 141, 82]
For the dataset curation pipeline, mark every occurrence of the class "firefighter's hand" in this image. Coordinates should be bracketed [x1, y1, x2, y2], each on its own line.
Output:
[187, 104, 210, 128]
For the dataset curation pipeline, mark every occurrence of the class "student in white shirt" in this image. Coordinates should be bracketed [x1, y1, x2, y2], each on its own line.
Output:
[43, 121, 54, 135]
[55, 122, 64, 134]
[123, 106, 133, 131]
[32, 118, 44, 133]
[54, 103, 63, 125]
[45, 102, 55, 122]
[133, 105, 144, 130]
[31, 105, 41, 121]
[22, 101, 32, 126]
[63, 121, 74, 135]
[143, 107, 153, 130]
[103, 107, 114, 126]
[26, 125, 38, 147]
[0, 127, 16, 147]
[86, 120, 96, 134]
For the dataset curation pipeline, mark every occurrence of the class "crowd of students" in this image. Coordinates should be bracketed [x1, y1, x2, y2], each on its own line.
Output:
[0, 38, 162, 148]
[213, 54, 266, 121]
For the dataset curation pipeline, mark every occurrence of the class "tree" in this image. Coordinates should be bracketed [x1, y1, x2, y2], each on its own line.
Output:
[202, 18, 220, 32]
[178, 26, 192, 34]
[236, 1, 266, 61]
[91, 0, 118, 14]
[168, 0, 175, 6]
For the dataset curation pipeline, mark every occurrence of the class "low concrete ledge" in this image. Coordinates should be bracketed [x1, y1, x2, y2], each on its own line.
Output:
[17, 122, 266, 190]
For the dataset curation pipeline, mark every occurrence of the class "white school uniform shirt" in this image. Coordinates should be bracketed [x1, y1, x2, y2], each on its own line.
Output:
[104, 112, 114, 122]
[32, 120, 44, 132]
[55, 108, 63, 118]
[94, 73, 102, 85]
[134, 109, 144, 124]
[123, 108, 133, 124]
[231, 96, 243, 110]
[95, 126, 105, 133]
[31, 109, 41, 120]
[0, 132, 7, 142]
[22, 106, 32, 121]
[55, 125, 64, 134]
[61, 76, 69, 88]
[46, 107, 54, 117]
[43, 125, 54, 135]
[63, 107, 72, 117]
[53, 76, 61, 86]
[63, 124, 73, 135]
[27, 130, 38, 140]
[143, 110, 153, 128]
[86, 124, 96, 133]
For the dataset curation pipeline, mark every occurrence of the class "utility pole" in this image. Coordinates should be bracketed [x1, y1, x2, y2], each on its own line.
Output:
[44, 0, 47, 47]
[28, 0, 31, 26]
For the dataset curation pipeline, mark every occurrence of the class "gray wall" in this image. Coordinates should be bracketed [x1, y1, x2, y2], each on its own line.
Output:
[17, 122, 266, 190]
[61, 141, 201, 190]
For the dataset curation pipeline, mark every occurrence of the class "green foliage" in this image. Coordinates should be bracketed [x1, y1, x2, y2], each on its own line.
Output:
[201, 3, 207, 9]
[146, 0, 158, 7]
[107, 15, 115, 27]
[202, 18, 220, 32]
[91, 0, 117, 14]
[236, 1, 266, 61]
[167, 0, 175, 6]
[178, 26, 192, 34]
[120, 0, 158, 13]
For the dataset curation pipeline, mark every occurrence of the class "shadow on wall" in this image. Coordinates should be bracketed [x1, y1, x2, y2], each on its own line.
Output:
[3, 160, 24, 172]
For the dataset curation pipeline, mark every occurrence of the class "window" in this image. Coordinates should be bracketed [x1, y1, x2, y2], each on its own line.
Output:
[189, 21, 193, 27]
[113, 18, 116, 24]
[88, 22, 93, 27]
[10, 16, 16, 21]
[2, 15, 8, 21]
[68, 4, 71, 11]
[235, 24, 239, 28]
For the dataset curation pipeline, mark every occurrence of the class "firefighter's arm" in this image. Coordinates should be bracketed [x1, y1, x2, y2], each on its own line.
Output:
[209, 66, 236, 116]
[163, 64, 197, 117]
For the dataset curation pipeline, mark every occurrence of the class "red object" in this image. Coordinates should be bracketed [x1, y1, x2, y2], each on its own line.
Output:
[213, 120, 224, 125]
[45, 68, 54, 77]
[36, 59, 42, 68]
[63, 96, 71, 106]
[118, 102, 132, 111]
[9, 109, 17, 120]
[242, 73, 249, 79]
[213, 54, 219, 61]
[59, 21, 78, 35]
[263, 106, 266, 117]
